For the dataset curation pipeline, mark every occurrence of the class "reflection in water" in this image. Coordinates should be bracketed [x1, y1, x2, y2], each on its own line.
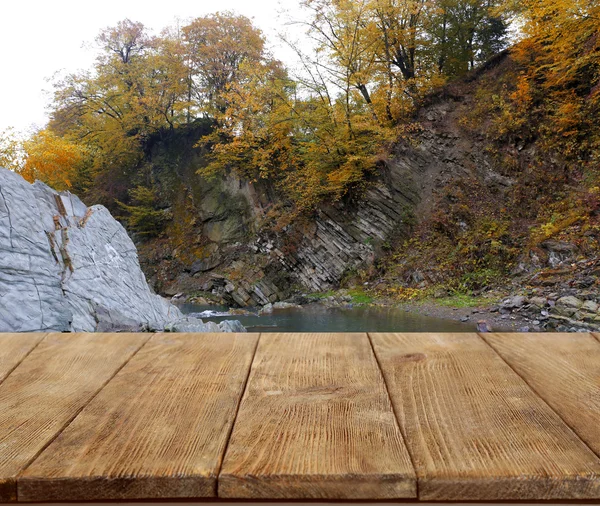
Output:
[177, 303, 475, 333]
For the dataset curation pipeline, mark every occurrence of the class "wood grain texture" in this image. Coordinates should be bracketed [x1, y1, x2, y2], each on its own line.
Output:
[482, 333, 600, 457]
[0, 334, 45, 385]
[0, 333, 147, 503]
[219, 333, 416, 500]
[19, 333, 260, 502]
[370, 332, 600, 501]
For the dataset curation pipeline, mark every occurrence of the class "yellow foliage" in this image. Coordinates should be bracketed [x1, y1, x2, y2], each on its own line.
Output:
[20, 130, 87, 191]
[199, 56, 398, 216]
[377, 285, 424, 301]
[0, 128, 24, 171]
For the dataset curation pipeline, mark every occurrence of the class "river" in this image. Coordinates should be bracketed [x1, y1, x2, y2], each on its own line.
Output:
[178, 303, 475, 332]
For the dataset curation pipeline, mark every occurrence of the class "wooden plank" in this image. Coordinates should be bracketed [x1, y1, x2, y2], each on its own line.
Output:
[19, 333, 260, 502]
[482, 332, 600, 457]
[0, 333, 148, 503]
[219, 333, 416, 500]
[370, 332, 600, 501]
[0, 334, 45, 385]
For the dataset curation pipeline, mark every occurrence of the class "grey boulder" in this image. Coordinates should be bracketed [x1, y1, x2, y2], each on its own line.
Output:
[0, 168, 244, 333]
[163, 317, 246, 333]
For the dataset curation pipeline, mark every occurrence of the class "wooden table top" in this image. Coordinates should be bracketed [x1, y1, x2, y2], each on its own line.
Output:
[0, 332, 599, 503]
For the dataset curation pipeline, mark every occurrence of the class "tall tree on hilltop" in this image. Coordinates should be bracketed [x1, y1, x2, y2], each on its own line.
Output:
[371, 0, 431, 82]
[96, 19, 151, 66]
[430, 0, 508, 77]
[182, 12, 267, 116]
[49, 19, 192, 204]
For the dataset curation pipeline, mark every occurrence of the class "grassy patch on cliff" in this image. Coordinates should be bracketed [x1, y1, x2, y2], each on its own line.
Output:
[428, 293, 498, 308]
[307, 288, 374, 305]
[307, 290, 336, 300]
[347, 288, 373, 304]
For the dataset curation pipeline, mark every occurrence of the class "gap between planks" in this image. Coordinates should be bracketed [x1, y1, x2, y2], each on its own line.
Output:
[477, 332, 600, 461]
[0, 334, 47, 387]
[13, 333, 154, 501]
[366, 332, 420, 499]
[218, 333, 416, 499]
[480, 332, 600, 462]
[16, 333, 262, 502]
[369, 332, 600, 501]
[214, 332, 263, 489]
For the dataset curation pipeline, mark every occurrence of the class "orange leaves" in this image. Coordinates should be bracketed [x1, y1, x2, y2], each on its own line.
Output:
[514, 0, 600, 94]
[509, 74, 532, 109]
[553, 100, 583, 138]
[20, 130, 87, 191]
[508, 0, 600, 153]
[468, 0, 599, 155]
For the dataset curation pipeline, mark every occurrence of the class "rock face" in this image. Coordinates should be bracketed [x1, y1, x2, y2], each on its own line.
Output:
[133, 66, 520, 305]
[242, 98, 509, 295]
[255, 175, 417, 292]
[142, 96, 514, 305]
[0, 169, 244, 332]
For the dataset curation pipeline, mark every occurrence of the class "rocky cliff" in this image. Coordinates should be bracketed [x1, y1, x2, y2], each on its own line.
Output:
[134, 53, 598, 323]
[140, 95, 511, 306]
[0, 168, 244, 332]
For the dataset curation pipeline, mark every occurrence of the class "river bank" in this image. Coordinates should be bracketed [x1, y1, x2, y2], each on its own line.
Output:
[304, 293, 531, 332]
[392, 300, 529, 332]
[175, 289, 519, 333]
[314, 286, 600, 333]
[177, 301, 476, 333]
[176, 273, 600, 333]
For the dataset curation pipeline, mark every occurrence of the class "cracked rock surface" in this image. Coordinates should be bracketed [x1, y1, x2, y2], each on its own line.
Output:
[0, 169, 244, 332]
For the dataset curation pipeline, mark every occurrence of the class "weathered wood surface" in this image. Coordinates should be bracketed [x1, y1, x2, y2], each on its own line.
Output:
[482, 332, 600, 458]
[0, 333, 147, 503]
[2, 331, 600, 502]
[19, 333, 259, 502]
[219, 333, 416, 499]
[370, 332, 600, 501]
[0, 334, 45, 385]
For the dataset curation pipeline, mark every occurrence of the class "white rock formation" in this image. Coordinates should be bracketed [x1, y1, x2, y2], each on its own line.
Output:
[0, 169, 244, 332]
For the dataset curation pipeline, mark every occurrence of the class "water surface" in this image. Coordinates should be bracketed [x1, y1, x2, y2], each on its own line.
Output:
[178, 303, 475, 332]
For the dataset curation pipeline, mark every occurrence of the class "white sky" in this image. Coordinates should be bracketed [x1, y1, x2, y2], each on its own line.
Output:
[0, 0, 305, 135]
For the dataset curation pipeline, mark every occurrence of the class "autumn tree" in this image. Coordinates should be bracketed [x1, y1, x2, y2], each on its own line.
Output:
[292, 0, 509, 119]
[182, 12, 267, 115]
[515, 0, 599, 98]
[371, 0, 432, 80]
[202, 24, 395, 217]
[38, 5, 513, 220]
[47, 14, 270, 206]
[48, 19, 194, 204]
[117, 185, 172, 236]
[0, 128, 24, 172]
[487, 0, 600, 157]
[430, 0, 508, 77]
[19, 129, 87, 191]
